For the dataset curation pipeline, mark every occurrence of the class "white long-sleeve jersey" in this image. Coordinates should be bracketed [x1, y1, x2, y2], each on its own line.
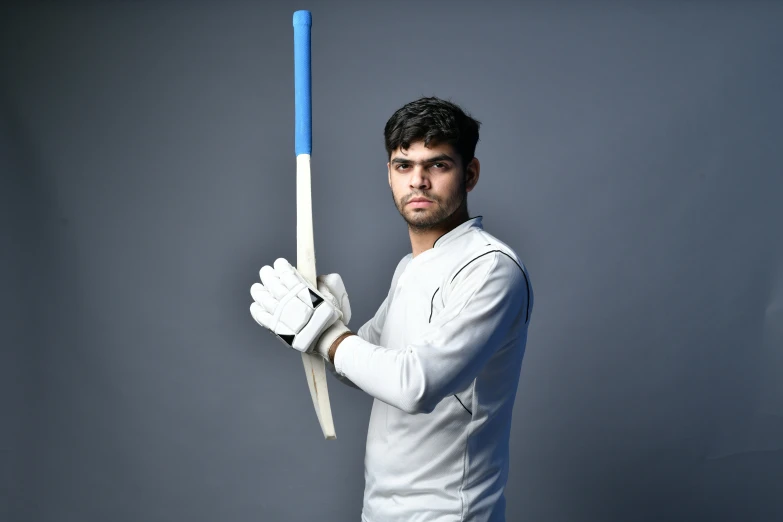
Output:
[332, 217, 533, 522]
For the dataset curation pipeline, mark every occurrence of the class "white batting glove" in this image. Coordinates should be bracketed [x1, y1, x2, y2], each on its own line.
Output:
[250, 258, 343, 357]
[316, 273, 351, 326]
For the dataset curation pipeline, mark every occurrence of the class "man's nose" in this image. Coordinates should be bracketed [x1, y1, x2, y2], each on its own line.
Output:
[409, 166, 430, 188]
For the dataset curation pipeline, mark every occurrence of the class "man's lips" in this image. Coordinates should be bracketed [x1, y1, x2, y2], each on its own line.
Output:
[407, 197, 434, 206]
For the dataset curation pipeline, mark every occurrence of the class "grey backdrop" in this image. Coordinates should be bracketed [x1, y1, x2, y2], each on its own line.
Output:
[2, 1, 782, 521]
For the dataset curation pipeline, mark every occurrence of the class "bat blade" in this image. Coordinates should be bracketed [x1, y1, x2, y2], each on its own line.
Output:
[293, 10, 336, 440]
[297, 155, 336, 440]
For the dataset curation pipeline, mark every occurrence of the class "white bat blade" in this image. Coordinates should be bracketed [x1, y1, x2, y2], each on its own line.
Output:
[296, 154, 336, 439]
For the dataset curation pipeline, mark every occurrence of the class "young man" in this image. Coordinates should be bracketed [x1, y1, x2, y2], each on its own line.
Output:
[250, 97, 533, 521]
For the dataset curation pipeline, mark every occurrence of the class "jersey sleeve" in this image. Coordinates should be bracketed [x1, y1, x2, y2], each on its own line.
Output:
[326, 255, 410, 390]
[333, 252, 532, 414]
[326, 295, 389, 390]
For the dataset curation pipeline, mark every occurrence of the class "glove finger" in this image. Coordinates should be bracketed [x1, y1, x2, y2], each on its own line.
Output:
[274, 258, 318, 307]
[273, 258, 299, 278]
[320, 273, 346, 295]
[259, 264, 290, 300]
[250, 283, 278, 313]
[250, 302, 273, 329]
[277, 263, 310, 300]
[316, 280, 337, 304]
[340, 296, 351, 325]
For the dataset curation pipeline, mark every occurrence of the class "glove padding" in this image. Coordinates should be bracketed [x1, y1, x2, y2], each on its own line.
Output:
[316, 273, 351, 325]
[250, 258, 342, 354]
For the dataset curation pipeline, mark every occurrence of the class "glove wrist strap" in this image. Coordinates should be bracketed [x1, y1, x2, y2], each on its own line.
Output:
[314, 322, 351, 361]
[328, 331, 356, 363]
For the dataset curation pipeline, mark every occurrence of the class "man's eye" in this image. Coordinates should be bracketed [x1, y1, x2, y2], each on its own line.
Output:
[396, 164, 410, 171]
[432, 163, 448, 170]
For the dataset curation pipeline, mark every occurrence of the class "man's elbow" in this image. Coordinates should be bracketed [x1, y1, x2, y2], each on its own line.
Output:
[396, 356, 443, 414]
[398, 387, 440, 415]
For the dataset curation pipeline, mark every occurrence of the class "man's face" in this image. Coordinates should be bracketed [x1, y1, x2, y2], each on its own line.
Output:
[387, 141, 478, 231]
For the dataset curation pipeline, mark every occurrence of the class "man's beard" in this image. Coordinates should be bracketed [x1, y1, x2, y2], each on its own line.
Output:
[392, 188, 467, 231]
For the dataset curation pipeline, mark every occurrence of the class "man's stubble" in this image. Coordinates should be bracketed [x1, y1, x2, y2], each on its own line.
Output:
[391, 180, 467, 232]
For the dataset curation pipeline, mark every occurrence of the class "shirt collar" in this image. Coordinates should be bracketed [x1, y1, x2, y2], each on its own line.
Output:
[432, 216, 483, 249]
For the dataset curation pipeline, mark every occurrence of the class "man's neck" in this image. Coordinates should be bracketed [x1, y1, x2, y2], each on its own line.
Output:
[409, 208, 470, 258]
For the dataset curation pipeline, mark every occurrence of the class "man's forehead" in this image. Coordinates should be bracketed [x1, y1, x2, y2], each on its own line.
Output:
[391, 141, 459, 160]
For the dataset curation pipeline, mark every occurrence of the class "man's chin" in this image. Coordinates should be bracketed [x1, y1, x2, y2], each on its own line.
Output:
[404, 213, 445, 231]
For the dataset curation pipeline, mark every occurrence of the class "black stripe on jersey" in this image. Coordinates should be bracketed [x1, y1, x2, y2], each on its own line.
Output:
[454, 394, 472, 416]
[428, 287, 440, 324]
[450, 250, 531, 324]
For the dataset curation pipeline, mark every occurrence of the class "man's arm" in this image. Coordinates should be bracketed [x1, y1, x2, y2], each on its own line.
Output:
[325, 294, 389, 389]
[330, 253, 531, 414]
[322, 255, 410, 389]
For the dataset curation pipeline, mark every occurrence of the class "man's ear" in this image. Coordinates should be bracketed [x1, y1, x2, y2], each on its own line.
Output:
[387, 162, 391, 187]
[465, 158, 480, 192]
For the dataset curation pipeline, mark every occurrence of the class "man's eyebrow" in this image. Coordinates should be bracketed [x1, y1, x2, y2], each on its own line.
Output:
[390, 154, 456, 165]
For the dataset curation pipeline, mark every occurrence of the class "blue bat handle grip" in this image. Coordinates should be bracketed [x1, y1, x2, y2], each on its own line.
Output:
[293, 10, 312, 156]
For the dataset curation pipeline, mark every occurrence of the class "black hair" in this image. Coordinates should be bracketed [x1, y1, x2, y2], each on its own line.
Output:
[384, 97, 481, 168]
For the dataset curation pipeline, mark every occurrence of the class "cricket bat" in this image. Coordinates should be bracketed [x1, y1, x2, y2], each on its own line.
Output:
[293, 10, 336, 440]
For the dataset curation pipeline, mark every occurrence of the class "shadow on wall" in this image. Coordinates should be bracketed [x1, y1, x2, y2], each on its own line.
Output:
[1, 89, 69, 522]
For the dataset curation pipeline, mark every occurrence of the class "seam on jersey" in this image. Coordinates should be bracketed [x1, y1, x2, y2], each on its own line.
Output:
[450, 249, 532, 324]
[453, 394, 472, 415]
[435, 253, 498, 333]
[458, 379, 477, 521]
[428, 287, 440, 324]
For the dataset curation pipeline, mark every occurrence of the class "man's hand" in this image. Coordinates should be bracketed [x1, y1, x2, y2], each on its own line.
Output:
[250, 258, 350, 360]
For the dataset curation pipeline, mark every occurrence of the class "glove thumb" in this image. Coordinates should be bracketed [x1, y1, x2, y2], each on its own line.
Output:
[316, 273, 351, 325]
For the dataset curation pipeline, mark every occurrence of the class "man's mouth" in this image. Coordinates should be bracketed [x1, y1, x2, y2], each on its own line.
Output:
[407, 197, 434, 206]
